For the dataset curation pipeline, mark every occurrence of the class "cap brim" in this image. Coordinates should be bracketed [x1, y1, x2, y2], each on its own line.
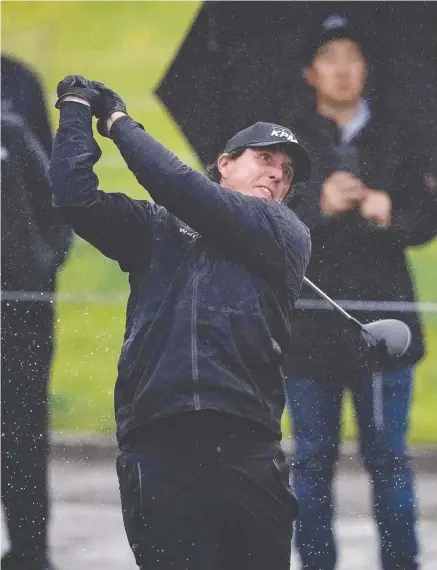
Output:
[247, 140, 312, 183]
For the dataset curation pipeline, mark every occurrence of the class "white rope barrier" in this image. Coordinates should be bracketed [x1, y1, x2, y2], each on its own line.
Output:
[1, 291, 127, 305]
[2, 291, 437, 313]
[295, 299, 437, 313]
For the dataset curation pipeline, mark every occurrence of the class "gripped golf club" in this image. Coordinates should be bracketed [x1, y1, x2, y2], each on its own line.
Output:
[303, 277, 412, 359]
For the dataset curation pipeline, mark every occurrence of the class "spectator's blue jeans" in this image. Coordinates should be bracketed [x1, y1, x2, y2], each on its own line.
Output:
[285, 366, 419, 570]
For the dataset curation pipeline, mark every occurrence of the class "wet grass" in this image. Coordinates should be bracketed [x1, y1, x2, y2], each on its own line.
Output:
[3, 2, 437, 443]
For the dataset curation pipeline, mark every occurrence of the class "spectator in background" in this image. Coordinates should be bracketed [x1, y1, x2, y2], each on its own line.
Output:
[275, 14, 437, 570]
[1, 56, 72, 570]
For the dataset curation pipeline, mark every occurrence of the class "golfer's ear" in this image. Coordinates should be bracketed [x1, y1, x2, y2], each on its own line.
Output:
[217, 153, 230, 178]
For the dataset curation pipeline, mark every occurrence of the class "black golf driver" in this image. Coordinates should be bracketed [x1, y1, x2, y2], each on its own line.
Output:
[303, 277, 412, 360]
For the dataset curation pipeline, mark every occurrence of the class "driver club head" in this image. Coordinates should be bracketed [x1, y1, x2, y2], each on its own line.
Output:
[361, 319, 412, 359]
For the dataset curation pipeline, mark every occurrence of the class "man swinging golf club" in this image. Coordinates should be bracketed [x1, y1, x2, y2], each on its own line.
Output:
[50, 74, 312, 570]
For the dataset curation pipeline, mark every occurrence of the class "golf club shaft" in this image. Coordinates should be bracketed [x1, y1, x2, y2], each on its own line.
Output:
[303, 277, 363, 328]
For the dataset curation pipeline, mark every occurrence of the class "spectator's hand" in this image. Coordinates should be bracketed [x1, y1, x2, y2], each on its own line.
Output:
[91, 81, 128, 137]
[359, 189, 392, 228]
[55, 75, 100, 109]
[321, 171, 366, 217]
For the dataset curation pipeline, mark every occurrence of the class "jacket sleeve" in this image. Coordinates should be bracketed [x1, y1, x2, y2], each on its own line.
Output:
[109, 116, 311, 296]
[392, 133, 437, 245]
[50, 103, 155, 271]
[350, 133, 436, 247]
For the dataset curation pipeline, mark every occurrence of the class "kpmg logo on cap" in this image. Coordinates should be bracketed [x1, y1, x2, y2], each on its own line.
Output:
[322, 14, 349, 31]
[271, 128, 298, 143]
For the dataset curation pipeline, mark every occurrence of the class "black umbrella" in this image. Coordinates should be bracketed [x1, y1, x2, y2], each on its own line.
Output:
[156, 1, 437, 168]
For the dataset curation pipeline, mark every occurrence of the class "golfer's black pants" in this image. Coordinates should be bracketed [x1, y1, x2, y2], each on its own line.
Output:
[1, 312, 53, 563]
[117, 412, 298, 570]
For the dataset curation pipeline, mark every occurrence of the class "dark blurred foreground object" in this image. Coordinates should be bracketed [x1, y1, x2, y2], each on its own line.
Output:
[1, 54, 53, 155]
[1, 56, 72, 570]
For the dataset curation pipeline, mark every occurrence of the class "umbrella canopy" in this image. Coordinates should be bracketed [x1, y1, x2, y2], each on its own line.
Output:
[155, 1, 437, 169]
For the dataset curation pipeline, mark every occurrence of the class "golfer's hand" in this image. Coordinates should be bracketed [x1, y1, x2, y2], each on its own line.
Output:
[359, 189, 392, 228]
[321, 171, 366, 217]
[55, 75, 100, 109]
[91, 82, 128, 138]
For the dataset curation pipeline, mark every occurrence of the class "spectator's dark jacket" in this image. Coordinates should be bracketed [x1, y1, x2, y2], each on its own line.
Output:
[50, 103, 311, 447]
[1, 54, 53, 155]
[1, 115, 72, 334]
[280, 106, 437, 375]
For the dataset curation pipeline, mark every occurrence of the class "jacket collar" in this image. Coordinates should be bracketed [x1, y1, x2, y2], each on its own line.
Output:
[340, 99, 371, 144]
[294, 100, 379, 146]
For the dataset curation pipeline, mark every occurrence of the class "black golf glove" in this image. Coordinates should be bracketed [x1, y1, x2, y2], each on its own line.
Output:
[55, 74, 100, 109]
[91, 81, 128, 138]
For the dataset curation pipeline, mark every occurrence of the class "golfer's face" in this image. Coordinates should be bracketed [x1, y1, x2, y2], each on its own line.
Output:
[218, 148, 293, 202]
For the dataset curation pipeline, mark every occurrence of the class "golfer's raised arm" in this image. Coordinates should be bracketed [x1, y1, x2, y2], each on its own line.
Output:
[50, 100, 154, 271]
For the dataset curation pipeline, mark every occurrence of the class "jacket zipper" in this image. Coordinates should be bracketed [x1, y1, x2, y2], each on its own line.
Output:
[191, 242, 201, 409]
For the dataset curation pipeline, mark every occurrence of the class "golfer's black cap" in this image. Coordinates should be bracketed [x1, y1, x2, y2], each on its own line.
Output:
[304, 13, 368, 65]
[224, 122, 311, 183]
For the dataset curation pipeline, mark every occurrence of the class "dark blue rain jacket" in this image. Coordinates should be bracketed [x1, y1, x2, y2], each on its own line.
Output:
[50, 103, 311, 447]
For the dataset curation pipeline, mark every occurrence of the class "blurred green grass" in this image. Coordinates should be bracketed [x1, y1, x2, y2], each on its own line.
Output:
[3, 1, 437, 443]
